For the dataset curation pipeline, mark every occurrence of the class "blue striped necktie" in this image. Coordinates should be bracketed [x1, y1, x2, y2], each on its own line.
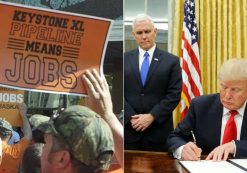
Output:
[140, 52, 150, 86]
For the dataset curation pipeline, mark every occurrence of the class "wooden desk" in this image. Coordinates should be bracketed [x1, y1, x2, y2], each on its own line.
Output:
[124, 150, 188, 173]
[106, 163, 123, 173]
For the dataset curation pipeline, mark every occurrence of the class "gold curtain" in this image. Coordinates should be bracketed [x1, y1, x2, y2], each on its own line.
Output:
[170, 0, 247, 127]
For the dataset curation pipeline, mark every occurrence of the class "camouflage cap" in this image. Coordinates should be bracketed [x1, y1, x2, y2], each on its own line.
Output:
[0, 118, 13, 132]
[38, 105, 114, 170]
[29, 114, 50, 129]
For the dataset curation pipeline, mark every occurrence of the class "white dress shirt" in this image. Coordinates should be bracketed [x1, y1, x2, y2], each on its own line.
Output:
[220, 101, 246, 144]
[138, 44, 156, 71]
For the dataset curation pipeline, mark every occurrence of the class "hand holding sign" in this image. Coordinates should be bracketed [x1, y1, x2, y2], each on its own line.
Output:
[17, 102, 32, 140]
[83, 69, 124, 168]
[83, 69, 113, 117]
[17, 102, 27, 117]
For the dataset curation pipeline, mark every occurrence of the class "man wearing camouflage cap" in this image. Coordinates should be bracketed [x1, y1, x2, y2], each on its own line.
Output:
[0, 103, 32, 173]
[37, 105, 114, 173]
[29, 114, 50, 129]
[29, 114, 50, 144]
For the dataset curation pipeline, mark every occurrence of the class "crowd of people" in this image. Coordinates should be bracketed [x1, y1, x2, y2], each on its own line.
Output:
[0, 69, 123, 173]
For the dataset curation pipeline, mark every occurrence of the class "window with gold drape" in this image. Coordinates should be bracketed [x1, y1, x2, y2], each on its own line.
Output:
[169, 0, 247, 127]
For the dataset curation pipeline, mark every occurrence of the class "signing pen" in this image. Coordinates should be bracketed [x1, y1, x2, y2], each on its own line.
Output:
[191, 130, 201, 159]
[191, 130, 196, 144]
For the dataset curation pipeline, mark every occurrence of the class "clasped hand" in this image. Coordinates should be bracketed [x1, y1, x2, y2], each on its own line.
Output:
[131, 114, 154, 132]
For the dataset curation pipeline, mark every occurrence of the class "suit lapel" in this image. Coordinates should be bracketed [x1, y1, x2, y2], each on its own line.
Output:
[210, 95, 224, 145]
[240, 107, 247, 139]
[144, 48, 162, 86]
[129, 49, 142, 85]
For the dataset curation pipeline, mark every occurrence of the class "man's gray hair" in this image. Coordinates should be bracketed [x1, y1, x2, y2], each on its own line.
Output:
[218, 58, 247, 81]
[132, 13, 155, 30]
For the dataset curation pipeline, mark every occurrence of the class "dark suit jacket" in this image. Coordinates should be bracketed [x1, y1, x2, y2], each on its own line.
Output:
[124, 47, 182, 145]
[166, 93, 247, 157]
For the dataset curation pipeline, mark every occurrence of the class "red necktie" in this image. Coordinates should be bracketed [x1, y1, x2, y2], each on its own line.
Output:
[222, 110, 238, 144]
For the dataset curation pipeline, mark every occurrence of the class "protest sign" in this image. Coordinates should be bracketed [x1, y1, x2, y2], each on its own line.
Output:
[0, 1, 112, 96]
[0, 87, 24, 126]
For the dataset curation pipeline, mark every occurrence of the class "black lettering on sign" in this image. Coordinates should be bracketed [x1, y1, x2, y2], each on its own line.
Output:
[4, 53, 78, 89]
[9, 22, 37, 38]
[23, 55, 41, 85]
[5, 53, 23, 82]
[42, 57, 59, 87]
[61, 60, 77, 89]
[12, 10, 69, 28]
[9, 22, 83, 46]
[25, 41, 62, 56]
[12, 10, 26, 22]
[70, 20, 84, 31]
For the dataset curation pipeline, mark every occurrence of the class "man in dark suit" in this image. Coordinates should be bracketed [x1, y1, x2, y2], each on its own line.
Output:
[124, 14, 182, 152]
[166, 58, 247, 161]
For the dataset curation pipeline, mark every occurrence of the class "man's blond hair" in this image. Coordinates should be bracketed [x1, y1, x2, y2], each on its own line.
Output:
[218, 58, 247, 81]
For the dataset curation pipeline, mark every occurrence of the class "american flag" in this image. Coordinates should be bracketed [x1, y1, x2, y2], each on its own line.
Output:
[180, 0, 203, 119]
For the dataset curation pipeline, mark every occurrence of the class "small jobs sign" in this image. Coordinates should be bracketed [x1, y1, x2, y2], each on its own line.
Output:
[0, 1, 112, 95]
[0, 87, 24, 126]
